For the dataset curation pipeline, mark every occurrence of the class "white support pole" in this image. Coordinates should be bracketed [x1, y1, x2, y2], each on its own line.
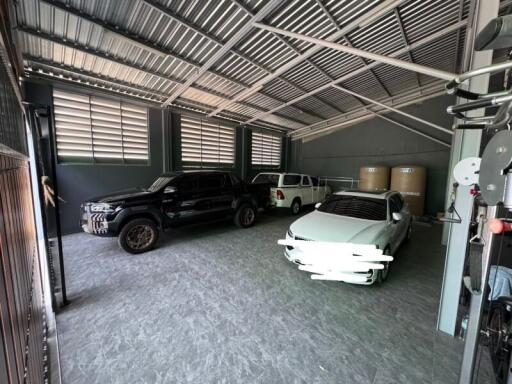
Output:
[437, 0, 500, 336]
[331, 85, 453, 135]
[252, 23, 457, 81]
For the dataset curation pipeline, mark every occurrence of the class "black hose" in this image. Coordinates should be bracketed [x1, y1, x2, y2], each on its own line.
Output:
[448, 99, 494, 114]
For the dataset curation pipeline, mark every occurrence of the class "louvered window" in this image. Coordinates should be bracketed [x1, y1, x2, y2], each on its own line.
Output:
[53, 89, 149, 163]
[181, 115, 235, 166]
[251, 131, 281, 167]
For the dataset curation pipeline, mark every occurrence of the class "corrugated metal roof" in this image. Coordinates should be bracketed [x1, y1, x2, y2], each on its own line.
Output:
[14, 0, 491, 135]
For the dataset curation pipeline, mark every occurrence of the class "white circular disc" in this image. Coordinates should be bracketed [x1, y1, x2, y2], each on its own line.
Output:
[453, 157, 481, 186]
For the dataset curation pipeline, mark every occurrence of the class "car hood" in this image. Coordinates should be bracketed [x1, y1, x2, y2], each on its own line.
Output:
[87, 188, 156, 204]
[290, 210, 387, 244]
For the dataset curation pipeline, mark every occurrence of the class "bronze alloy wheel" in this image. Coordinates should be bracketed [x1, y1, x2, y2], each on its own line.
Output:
[125, 224, 155, 250]
[241, 206, 255, 226]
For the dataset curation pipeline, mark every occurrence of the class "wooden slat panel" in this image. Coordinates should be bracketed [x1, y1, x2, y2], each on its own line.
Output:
[0, 153, 46, 384]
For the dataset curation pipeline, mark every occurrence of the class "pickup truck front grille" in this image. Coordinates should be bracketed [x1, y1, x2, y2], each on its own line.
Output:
[81, 206, 108, 235]
[294, 235, 312, 241]
[90, 213, 107, 234]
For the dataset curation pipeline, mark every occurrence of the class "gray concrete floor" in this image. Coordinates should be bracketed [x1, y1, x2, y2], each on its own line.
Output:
[58, 211, 493, 383]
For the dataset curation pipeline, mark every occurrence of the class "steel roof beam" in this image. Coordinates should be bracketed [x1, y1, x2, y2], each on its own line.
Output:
[143, 0, 326, 117]
[37, 0, 301, 111]
[19, 27, 184, 85]
[316, 0, 392, 98]
[40, 0, 169, 57]
[208, 0, 408, 117]
[343, 35, 392, 97]
[18, 27, 244, 105]
[26, 57, 169, 99]
[452, 0, 466, 73]
[331, 84, 452, 135]
[31, 4, 252, 90]
[18, 27, 312, 126]
[141, 0, 278, 76]
[393, 8, 421, 87]
[293, 85, 447, 141]
[292, 82, 447, 136]
[156, 0, 286, 106]
[26, 57, 305, 130]
[372, 112, 451, 148]
[230, 0, 345, 115]
[143, 0, 336, 115]
[25, 66, 294, 133]
[24, 51, 312, 126]
[244, 20, 466, 125]
[254, 23, 457, 81]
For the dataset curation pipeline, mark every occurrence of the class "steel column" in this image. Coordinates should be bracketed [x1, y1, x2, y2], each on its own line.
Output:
[458, 206, 498, 384]
[437, 0, 499, 336]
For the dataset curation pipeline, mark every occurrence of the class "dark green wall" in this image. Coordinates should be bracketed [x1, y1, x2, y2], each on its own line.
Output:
[25, 80, 287, 234]
[289, 95, 455, 216]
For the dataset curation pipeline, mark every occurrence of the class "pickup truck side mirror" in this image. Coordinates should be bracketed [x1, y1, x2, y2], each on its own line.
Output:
[392, 212, 403, 222]
[315, 202, 322, 209]
[164, 186, 177, 194]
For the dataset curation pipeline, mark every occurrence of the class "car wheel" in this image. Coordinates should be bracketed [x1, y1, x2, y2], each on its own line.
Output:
[377, 246, 391, 283]
[290, 198, 301, 215]
[118, 218, 159, 254]
[234, 204, 256, 228]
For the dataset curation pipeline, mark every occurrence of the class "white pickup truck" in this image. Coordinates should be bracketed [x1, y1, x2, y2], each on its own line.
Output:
[252, 173, 331, 215]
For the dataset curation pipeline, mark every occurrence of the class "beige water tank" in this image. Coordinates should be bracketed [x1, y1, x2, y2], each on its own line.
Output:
[390, 166, 427, 216]
[359, 166, 390, 192]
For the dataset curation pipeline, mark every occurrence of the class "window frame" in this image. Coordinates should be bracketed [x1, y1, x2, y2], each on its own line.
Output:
[180, 114, 236, 169]
[251, 130, 282, 168]
[283, 174, 301, 186]
[52, 88, 150, 166]
[301, 176, 311, 186]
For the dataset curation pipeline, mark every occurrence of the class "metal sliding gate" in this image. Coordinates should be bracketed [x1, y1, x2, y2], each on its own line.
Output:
[0, 154, 48, 384]
[0, 29, 49, 383]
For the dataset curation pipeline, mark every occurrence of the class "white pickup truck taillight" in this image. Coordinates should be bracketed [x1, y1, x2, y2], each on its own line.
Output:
[276, 190, 285, 200]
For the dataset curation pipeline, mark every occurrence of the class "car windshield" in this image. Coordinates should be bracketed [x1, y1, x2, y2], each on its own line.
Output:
[252, 173, 279, 187]
[147, 176, 176, 192]
[318, 195, 387, 221]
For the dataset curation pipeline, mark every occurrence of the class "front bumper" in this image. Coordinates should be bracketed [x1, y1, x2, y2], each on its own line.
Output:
[283, 233, 377, 285]
[80, 205, 116, 237]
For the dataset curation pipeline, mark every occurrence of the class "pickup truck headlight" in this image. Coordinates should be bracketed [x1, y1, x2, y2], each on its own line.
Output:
[287, 228, 293, 238]
[90, 203, 118, 213]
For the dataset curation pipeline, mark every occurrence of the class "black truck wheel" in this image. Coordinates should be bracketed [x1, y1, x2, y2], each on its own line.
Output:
[234, 204, 256, 228]
[118, 218, 159, 254]
[290, 198, 301, 215]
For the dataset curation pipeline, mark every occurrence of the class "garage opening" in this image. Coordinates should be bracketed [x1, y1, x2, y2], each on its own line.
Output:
[3, 0, 512, 383]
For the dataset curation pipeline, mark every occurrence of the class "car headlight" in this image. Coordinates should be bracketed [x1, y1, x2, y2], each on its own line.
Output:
[287, 228, 293, 238]
[90, 203, 118, 213]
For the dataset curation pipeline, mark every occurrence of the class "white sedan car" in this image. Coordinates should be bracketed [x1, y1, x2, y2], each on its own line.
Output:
[284, 190, 412, 285]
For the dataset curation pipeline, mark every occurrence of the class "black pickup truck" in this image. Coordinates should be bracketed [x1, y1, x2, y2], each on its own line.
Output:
[80, 171, 271, 254]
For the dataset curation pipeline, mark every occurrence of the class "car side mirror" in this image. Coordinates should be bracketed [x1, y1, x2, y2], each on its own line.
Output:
[392, 212, 402, 222]
[315, 202, 322, 209]
[164, 186, 177, 194]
